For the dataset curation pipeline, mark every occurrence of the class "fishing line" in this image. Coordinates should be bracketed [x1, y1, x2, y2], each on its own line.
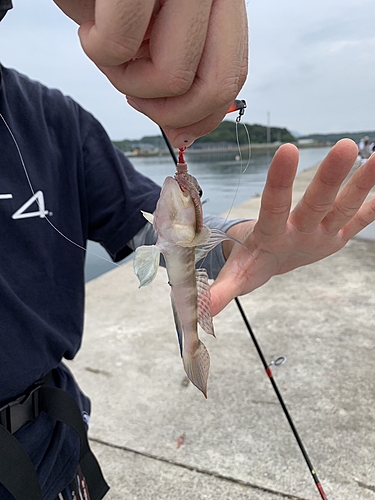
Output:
[0, 112, 123, 271]
[238, 120, 252, 174]
[235, 117, 252, 174]
[223, 114, 252, 223]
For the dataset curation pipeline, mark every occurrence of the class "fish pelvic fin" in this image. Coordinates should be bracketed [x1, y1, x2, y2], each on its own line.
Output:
[133, 245, 160, 287]
[196, 269, 215, 337]
[183, 341, 210, 398]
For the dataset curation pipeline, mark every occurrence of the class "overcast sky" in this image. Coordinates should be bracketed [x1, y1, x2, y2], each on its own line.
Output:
[1, 0, 375, 140]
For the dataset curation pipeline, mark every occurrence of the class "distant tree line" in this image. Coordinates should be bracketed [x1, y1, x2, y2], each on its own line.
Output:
[113, 135, 166, 152]
[113, 121, 296, 152]
[299, 131, 375, 144]
[194, 120, 296, 144]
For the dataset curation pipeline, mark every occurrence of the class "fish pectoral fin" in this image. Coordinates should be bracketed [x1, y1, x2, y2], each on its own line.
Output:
[196, 269, 215, 337]
[170, 292, 183, 357]
[133, 245, 160, 287]
[195, 226, 247, 263]
[178, 225, 211, 248]
[194, 226, 229, 262]
[141, 210, 154, 225]
[183, 341, 210, 398]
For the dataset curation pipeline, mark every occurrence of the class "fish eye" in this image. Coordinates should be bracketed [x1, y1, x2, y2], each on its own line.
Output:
[198, 187, 203, 198]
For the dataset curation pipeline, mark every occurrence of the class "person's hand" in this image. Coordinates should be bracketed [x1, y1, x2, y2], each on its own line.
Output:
[210, 139, 375, 316]
[53, 0, 248, 148]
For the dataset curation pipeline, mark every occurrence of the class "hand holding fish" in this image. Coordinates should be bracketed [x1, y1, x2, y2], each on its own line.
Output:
[53, 0, 248, 148]
[210, 139, 375, 316]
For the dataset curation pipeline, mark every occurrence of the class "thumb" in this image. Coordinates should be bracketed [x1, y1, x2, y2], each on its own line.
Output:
[210, 277, 240, 317]
[77, 21, 106, 64]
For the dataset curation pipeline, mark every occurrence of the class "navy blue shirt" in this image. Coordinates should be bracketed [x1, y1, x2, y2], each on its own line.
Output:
[0, 66, 160, 498]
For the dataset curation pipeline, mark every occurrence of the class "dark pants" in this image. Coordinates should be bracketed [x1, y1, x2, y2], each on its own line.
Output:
[55, 466, 91, 500]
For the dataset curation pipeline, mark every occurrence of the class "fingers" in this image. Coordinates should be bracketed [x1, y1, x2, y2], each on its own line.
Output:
[210, 144, 299, 316]
[290, 139, 359, 232]
[77, 0, 248, 145]
[322, 153, 375, 235]
[78, 0, 155, 66]
[161, 105, 232, 148]
[340, 197, 375, 241]
[100, 0, 214, 98]
[256, 143, 299, 237]
[126, 0, 248, 143]
[60, 0, 248, 144]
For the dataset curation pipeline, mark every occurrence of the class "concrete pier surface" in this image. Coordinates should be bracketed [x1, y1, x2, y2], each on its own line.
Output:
[67, 160, 375, 500]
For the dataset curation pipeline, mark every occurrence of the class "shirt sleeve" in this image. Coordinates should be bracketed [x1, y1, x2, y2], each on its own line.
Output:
[80, 112, 161, 262]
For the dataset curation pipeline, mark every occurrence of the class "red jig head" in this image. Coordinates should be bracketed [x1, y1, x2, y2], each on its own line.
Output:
[175, 146, 190, 191]
[178, 146, 187, 164]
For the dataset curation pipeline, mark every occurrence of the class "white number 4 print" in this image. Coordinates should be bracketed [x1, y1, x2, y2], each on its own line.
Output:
[12, 191, 49, 219]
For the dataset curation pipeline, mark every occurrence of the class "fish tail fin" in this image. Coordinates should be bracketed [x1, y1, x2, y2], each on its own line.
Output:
[183, 341, 210, 398]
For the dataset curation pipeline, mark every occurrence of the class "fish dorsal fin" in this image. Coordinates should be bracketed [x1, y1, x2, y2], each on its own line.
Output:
[170, 292, 183, 357]
[133, 245, 160, 287]
[141, 210, 154, 225]
[196, 269, 215, 337]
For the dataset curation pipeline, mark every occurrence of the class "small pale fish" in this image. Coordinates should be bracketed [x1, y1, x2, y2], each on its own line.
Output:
[133, 162, 231, 397]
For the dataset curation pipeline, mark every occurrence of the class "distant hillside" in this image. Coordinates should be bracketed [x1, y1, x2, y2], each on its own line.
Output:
[299, 131, 375, 144]
[194, 120, 296, 144]
[113, 120, 296, 152]
[113, 135, 166, 152]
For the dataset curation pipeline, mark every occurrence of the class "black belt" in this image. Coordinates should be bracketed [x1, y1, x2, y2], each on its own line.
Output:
[0, 371, 109, 500]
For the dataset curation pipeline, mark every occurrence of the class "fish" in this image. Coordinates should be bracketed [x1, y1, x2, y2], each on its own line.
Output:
[133, 161, 231, 397]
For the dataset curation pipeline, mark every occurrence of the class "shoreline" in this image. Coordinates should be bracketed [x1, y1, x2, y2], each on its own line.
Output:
[124, 142, 331, 158]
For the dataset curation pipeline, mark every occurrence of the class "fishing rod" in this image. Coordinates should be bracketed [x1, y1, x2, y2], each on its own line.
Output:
[160, 121, 328, 500]
[234, 298, 327, 500]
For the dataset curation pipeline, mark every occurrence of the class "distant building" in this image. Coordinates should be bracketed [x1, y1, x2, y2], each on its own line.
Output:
[135, 142, 158, 153]
[189, 141, 237, 151]
[297, 138, 315, 145]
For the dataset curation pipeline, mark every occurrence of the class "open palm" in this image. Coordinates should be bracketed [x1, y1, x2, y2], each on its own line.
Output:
[211, 139, 375, 315]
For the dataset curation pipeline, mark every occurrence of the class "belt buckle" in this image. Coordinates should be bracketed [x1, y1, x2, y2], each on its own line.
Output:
[0, 385, 41, 434]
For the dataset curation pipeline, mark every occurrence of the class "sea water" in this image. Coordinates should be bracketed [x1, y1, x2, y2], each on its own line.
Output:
[85, 146, 334, 282]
